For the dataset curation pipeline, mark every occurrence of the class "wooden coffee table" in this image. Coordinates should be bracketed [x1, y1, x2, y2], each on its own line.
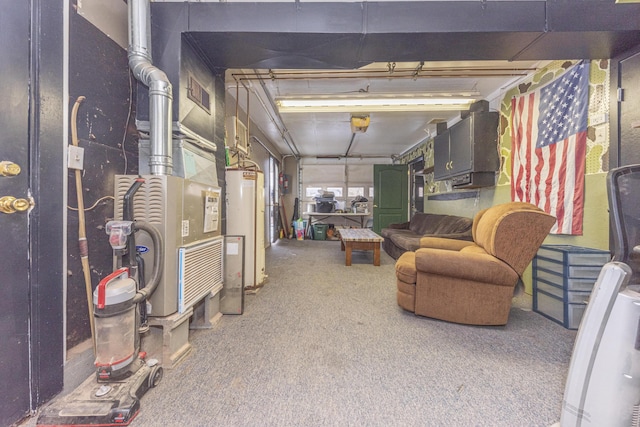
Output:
[339, 228, 384, 266]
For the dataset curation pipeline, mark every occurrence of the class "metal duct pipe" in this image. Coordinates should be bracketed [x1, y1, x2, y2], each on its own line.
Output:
[128, 0, 173, 175]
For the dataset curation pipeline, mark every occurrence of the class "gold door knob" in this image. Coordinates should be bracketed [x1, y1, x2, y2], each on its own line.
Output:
[0, 196, 33, 214]
[0, 161, 21, 176]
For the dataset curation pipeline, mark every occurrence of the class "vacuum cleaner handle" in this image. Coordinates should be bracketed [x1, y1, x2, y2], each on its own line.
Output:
[132, 220, 163, 303]
[96, 267, 130, 309]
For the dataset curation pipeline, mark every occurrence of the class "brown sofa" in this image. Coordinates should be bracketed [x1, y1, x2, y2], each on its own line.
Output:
[395, 202, 555, 325]
[381, 212, 473, 260]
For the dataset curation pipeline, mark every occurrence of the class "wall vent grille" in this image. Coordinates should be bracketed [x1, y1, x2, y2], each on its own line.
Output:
[187, 74, 211, 114]
[115, 176, 165, 224]
[178, 236, 223, 313]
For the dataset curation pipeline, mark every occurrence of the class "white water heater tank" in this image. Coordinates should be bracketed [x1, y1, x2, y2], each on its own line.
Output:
[225, 169, 265, 288]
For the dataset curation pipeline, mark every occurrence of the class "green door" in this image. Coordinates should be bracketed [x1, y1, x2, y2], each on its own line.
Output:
[373, 164, 408, 234]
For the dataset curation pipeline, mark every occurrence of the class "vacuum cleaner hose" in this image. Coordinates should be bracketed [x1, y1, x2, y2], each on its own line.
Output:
[132, 220, 163, 303]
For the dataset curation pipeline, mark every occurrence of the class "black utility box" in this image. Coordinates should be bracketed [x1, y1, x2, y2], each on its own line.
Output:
[316, 201, 335, 213]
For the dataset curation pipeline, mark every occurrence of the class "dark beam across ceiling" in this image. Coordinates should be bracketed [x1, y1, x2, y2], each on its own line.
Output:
[151, 1, 640, 70]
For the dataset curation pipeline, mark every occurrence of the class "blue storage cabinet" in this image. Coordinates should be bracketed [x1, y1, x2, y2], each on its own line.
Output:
[533, 245, 610, 329]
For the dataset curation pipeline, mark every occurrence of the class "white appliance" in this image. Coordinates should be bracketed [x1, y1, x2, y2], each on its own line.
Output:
[561, 164, 640, 426]
[225, 168, 265, 288]
[115, 175, 223, 316]
[560, 262, 640, 426]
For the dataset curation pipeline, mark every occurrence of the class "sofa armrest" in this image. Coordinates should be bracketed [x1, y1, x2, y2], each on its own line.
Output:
[415, 248, 518, 286]
[419, 236, 475, 251]
[387, 222, 410, 230]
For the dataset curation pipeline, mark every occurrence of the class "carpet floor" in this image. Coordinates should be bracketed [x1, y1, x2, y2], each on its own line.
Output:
[128, 239, 576, 427]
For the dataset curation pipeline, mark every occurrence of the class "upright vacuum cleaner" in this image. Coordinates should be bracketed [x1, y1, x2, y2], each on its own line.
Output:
[38, 178, 164, 426]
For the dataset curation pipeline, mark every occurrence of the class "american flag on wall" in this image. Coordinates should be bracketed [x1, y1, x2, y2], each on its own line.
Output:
[511, 61, 590, 235]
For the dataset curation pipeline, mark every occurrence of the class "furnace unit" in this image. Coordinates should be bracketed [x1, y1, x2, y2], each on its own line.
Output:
[114, 174, 223, 317]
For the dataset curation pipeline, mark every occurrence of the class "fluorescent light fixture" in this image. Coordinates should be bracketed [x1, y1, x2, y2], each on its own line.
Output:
[276, 93, 478, 113]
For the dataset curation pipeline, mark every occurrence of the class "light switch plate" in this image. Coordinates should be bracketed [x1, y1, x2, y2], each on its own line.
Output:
[68, 145, 84, 170]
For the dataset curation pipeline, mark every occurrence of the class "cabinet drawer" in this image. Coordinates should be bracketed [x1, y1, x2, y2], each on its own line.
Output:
[535, 269, 598, 292]
[534, 290, 587, 330]
[537, 245, 610, 266]
[534, 279, 563, 299]
[535, 291, 564, 324]
[536, 258, 603, 279]
[533, 279, 591, 304]
[567, 291, 591, 304]
[567, 303, 587, 329]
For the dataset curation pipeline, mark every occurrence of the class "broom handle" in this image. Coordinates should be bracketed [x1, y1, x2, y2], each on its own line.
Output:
[71, 96, 96, 355]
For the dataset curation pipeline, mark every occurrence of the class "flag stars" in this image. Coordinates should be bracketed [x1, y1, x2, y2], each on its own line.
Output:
[517, 61, 589, 149]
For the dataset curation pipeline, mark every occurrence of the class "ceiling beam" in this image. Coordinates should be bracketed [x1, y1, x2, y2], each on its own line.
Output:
[151, 1, 640, 70]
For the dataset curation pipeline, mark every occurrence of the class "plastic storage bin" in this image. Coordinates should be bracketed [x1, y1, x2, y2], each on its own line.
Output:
[535, 291, 587, 330]
[294, 219, 307, 240]
[533, 244, 610, 329]
[536, 245, 610, 265]
[313, 224, 328, 240]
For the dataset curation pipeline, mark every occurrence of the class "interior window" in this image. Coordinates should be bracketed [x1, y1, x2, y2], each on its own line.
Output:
[348, 187, 365, 197]
[305, 187, 322, 198]
[326, 187, 343, 197]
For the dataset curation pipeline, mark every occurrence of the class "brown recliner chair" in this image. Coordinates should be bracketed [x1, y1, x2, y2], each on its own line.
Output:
[395, 202, 555, 325]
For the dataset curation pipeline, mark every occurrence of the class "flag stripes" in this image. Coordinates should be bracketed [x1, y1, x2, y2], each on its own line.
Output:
[511, 61, 589, 235]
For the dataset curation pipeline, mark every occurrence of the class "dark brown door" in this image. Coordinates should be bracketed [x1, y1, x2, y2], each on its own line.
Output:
[0, 2, 65, 424]
[0, 3, 34, 423]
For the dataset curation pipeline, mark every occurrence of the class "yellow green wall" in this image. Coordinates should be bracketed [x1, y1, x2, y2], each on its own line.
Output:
[400, 60, 611, 293]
